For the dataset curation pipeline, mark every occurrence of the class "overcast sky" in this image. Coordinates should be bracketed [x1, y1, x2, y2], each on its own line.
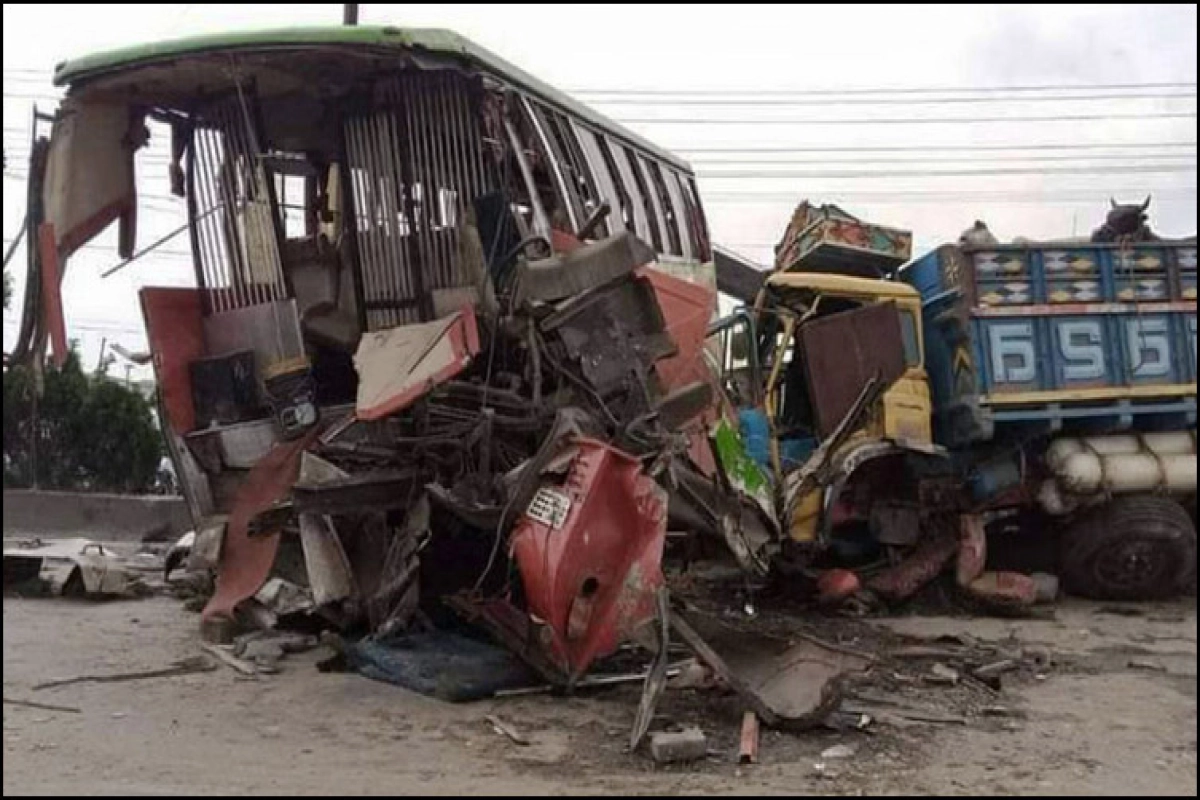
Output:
[3, 3, 1197, 378]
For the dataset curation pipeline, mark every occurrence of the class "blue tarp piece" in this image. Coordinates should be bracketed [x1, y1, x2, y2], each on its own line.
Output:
[345, 630, 538, 701]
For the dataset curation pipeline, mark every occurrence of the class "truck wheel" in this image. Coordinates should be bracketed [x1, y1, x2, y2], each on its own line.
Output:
[1060, 496, 1196, 601]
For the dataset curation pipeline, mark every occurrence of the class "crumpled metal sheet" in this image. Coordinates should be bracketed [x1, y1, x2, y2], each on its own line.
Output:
[672, 609, 872, 730]
[513, 230, 654, 306]
[353, 306, 480, 421]
[510, 437, 668, 681]
[3, 538, 138, 596]
[202, 430, 319, 625]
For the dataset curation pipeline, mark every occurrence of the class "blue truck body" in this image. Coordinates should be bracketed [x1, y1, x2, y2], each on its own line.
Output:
[901, 240, 1197, 449]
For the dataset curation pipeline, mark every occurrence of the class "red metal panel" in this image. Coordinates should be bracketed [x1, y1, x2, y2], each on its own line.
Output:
[510, 438, 668, 680]
[640, 267, 722, 475]
[139, 287, 205, 435]
[355, 305, 481, 421]
[201, 429, 319, 625]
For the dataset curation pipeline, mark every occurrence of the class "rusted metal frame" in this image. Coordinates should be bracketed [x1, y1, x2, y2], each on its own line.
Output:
[632, 153, 668, 256]
[656, 162, 690, 259]
[520, 95, 579, 235]
[442, 74, 472, 288]
[368, 109, 403, 328]
[524, 98, 582, 234]
[376, 85, 421, 327]
[239, 79, 289, 303]
[197, 121, 241, 311]
[222, 100, 272, 306]
[464, 80, 493, 207]
[441, 74, 470, 289]
[503, 113, 552, 243]
[364, 114, 399, 328]
[684, 176, 711, 261]
[384, 108, 417, 326]
[646, 158, 682, 256]
[398, 77, 434, 320]
[394, 78, 435, 322]
[184, 127, 215, 314]
[569, 121, 621, 238]
[423, 75, 454, 294]
[212, 104, 253, 307]
[335, 111, 370, 336]
[413, 75, 447, 295]
[667, 170, 698, 262]
[432, 75, 463, 294]
[347, 116, 386, 330]
[191, 125, 225, 311]
[343, 118, 371, 327]
[553, 110, 608, 238]
[215, 103, 259, 307]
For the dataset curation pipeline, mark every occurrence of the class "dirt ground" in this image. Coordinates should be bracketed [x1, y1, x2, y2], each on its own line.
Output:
[3, 585, 1196, 796]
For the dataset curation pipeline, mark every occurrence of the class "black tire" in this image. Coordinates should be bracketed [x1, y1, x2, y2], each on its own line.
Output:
[1061, 495, 1197, 601]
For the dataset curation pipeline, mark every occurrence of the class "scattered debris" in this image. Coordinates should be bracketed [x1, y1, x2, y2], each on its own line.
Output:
[32, 656, 215, 690]
[820, 743, 857, 760]
[671, 609, 872, 729]
[649, 727, 708, 764]
[738, 712, 760, 765]
[200, 644, 262, 677]
[3, 697, 82, 714]
[926, 663, 961, 686]
[972, 659, 1020, 681]
[164, 531, 196, 580]
[3, 538, 147, 598]
[485, 714, 530, 746]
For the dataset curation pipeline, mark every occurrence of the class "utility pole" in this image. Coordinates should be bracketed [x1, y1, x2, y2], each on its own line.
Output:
[343, 3, 359, 25]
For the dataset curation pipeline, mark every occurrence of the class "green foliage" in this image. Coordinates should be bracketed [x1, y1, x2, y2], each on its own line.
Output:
[3, 347, 163, 493]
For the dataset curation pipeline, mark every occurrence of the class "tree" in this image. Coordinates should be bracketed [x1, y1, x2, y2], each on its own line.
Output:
[3, 345, 162, 493]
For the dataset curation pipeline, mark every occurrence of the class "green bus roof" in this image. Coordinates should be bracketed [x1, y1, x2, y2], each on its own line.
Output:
[53, 25, 692, 172]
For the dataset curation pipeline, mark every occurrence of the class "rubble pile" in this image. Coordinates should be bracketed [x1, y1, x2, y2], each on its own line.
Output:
[177, 228, 809, 728]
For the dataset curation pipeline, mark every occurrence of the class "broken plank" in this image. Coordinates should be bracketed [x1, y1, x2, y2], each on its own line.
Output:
[33, 656, 215, 691]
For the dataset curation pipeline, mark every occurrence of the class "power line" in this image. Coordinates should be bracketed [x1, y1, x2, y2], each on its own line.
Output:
[674, 140, 1199, 154]
[695, 163, 1197, 179]
[689, 153, 1198, 166]
[616, 110, 1197, 125]
[574, 81, 1199, 96]
[587, 91, 1197, 107]
[698, 187, 1198, 203]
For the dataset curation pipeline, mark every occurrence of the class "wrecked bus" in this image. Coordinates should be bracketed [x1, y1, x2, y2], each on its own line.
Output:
[20, 25, 715, 519]
[714, 201, 1197, 604]
[14, 26, 751, 685]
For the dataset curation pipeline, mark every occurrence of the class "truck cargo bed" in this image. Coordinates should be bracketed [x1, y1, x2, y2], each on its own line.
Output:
[903, 241, 1197, 446]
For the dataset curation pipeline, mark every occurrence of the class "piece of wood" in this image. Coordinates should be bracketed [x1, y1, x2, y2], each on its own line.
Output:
[4, 697, 81, 714]
[33, 656, 215, 690]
